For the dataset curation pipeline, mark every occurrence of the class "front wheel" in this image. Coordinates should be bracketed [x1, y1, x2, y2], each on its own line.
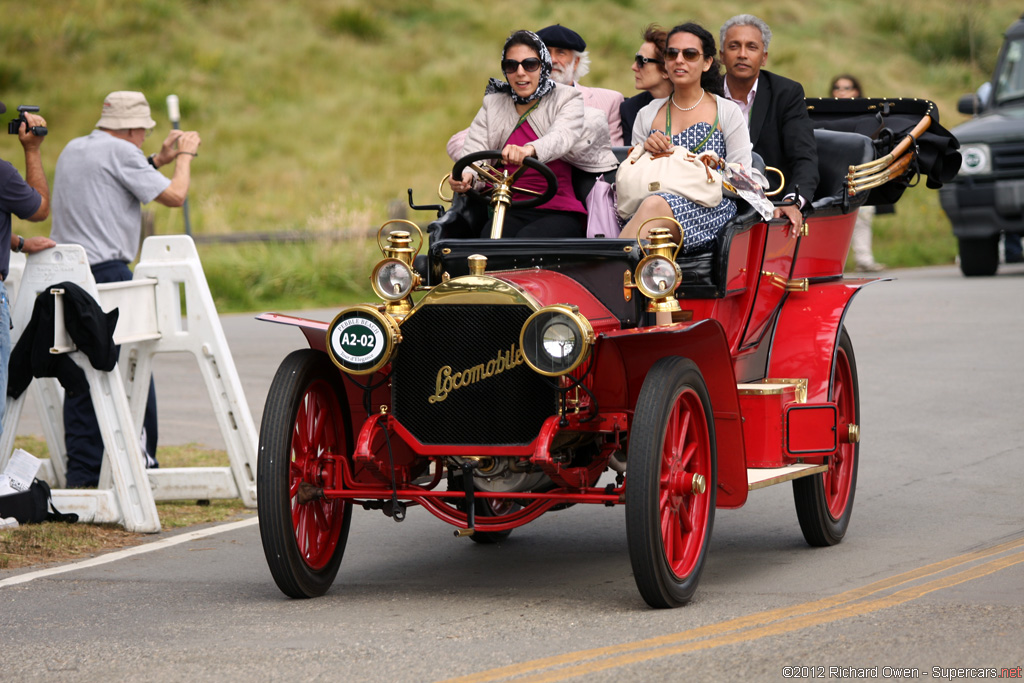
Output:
[793, 327, 859, 546]
[258, 350, 353, 598]
[626, 357, 716, 608]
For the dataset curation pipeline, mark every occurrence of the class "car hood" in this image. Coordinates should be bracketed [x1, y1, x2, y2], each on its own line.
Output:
[952, 106, 1024, 144]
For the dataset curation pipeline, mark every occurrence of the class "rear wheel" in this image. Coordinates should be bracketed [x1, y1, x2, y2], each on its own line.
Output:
[449, 469, 517, 544]
[626, 357, 716, 608]
[958, 236, 999, 277]
[258, 350, 353, 598]
[469, 498, 517, 545]
[793, 327, 859, 546]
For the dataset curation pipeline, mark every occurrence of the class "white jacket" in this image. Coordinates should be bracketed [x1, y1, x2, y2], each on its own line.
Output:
[463, 83, 618, 173]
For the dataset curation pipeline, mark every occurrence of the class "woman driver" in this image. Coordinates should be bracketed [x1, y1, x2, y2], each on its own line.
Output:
[449, 29, 616, 238]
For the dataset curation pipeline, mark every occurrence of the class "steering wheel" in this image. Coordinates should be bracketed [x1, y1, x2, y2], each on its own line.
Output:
[452, 150, 558, 210]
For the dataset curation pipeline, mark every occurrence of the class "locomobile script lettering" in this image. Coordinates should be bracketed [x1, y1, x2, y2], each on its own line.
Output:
[429, 344, 524, 403]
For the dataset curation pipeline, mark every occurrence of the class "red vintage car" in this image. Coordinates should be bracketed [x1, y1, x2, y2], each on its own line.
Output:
[255, 98, 959, 608]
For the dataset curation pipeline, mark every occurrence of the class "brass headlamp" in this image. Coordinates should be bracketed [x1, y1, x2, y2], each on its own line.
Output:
[630, 220, 683, 315]
[371, 220, 424, 319]
[520, 304, 595, 377]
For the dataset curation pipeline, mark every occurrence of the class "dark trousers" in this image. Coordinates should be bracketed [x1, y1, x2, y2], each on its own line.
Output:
[1006, 233, 1023, 262]
[64, 260, 158, 488]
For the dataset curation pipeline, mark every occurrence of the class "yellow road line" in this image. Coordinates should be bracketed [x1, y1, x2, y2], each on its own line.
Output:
[441, 536, 1024, 683]
[516, 552, 1024, 683]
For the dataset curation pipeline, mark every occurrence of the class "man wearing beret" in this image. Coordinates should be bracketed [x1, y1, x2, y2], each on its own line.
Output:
[535, 25, 624, 147]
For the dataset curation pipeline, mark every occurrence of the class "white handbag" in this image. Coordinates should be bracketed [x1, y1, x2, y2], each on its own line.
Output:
[615, 144, 723, 220]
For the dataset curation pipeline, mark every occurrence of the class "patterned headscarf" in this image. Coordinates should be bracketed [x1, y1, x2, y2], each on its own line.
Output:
[485, 30, 556, 105]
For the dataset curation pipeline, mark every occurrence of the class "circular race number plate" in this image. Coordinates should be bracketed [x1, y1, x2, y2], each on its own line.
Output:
[326, 307, 397, 374]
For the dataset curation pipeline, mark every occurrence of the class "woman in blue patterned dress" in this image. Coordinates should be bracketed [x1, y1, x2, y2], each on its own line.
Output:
[619, 23, 752, 253]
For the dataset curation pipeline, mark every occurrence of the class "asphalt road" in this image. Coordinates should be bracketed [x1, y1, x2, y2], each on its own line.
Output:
[2, 263, 1023, 682]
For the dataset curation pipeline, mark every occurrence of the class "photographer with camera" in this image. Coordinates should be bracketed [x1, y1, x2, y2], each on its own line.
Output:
[50, 90, 201, 488]
[0, 100, 56, 435]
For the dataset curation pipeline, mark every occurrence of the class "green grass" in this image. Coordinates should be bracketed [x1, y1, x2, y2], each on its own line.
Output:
[198, 235, 379, 312]
[5, 0, 1019, 311]
[873, 185, 959, 267]
[3, 438, 248, 568]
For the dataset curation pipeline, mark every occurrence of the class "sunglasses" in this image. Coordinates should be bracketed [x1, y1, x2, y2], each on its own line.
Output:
[634, 54, 664, 68]
[502, 58, 542, 74]
[664, 47, 705, 63]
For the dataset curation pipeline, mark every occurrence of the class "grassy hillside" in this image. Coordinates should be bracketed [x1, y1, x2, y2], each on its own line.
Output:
[1, 0, 1017, 309]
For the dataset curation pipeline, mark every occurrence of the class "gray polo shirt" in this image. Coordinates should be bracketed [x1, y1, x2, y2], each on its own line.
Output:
[51, 130, 171, 265]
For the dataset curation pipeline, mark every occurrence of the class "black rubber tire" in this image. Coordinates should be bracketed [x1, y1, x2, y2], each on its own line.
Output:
[626, 357, 717, 608]
[469, 497, 516, 545]
[958, 236, 999, 277]
[258, 349, 353, 598]
[793, 327, 860, 547]
[449, 470, 516, 544]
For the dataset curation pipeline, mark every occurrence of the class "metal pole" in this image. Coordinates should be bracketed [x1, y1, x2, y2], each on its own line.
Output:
[166, 94, 192, 237]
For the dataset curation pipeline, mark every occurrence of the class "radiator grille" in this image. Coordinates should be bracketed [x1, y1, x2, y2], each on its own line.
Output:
[993, 141, 1024, 175]
[393, 304, 557, 445]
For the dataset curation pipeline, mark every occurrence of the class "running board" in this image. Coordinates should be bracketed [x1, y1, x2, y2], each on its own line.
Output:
[747, 464, 828, 491]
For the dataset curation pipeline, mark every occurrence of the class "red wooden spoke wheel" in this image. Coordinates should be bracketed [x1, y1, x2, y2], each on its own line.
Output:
[258, 350, 353, 598]
[794, 326, 860, 546]
[627, 357, 717, 608]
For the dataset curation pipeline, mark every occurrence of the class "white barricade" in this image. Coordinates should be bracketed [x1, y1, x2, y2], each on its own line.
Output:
[1, 236, 258, 532]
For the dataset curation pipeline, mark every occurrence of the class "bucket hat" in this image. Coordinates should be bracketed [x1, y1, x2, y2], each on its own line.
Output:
[95, 91, 156, 130]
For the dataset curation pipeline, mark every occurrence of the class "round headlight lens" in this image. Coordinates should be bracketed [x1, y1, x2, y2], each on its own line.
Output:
[372, 258, 415, 300]
[542, 320, 577, 359]
[636, 255, 681, 299]
[958, 144, 991, 176]
[520, 306, 593, 376]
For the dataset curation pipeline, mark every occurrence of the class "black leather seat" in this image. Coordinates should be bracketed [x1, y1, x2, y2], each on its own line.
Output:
[810, 129, 875, 214]
[426, 150, 767, 306]
[426, 236, 646, 325]
[671, 152, 766, 298]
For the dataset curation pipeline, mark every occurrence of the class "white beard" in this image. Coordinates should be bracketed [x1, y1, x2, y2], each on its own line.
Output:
[551, 63, 576, 86]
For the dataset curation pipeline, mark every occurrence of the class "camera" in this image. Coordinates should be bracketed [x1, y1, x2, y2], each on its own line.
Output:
[7, 105, 47, 137]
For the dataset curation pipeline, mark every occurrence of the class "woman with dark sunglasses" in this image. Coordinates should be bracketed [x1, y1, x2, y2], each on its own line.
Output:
[449, 29, 617, 238]
[619, 22, 752, 253]
[619, 25, 673, 145]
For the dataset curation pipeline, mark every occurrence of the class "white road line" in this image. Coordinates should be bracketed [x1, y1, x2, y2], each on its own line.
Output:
[0, 516, 259, 588]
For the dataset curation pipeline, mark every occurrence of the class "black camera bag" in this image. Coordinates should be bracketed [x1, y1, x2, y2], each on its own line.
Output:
[0, 479, 78, 525]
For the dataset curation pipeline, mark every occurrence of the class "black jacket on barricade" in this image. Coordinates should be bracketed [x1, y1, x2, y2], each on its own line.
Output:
[8, 281, 119, 399]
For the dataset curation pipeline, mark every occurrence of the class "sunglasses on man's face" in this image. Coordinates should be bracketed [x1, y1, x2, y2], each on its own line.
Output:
[664, 47, 704, 63]
[502, 58, 542, 74]
[634, 54, 664, 68]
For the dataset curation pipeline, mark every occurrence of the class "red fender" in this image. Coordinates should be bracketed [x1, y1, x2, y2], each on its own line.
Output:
[767, 277, 889, 403]
[256, 312, 329, 352]
[600, 319, 748, 508]
[256, 312, 387, 429]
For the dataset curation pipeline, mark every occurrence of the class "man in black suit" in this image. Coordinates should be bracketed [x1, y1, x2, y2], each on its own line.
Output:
[720, 14, 818, 229]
